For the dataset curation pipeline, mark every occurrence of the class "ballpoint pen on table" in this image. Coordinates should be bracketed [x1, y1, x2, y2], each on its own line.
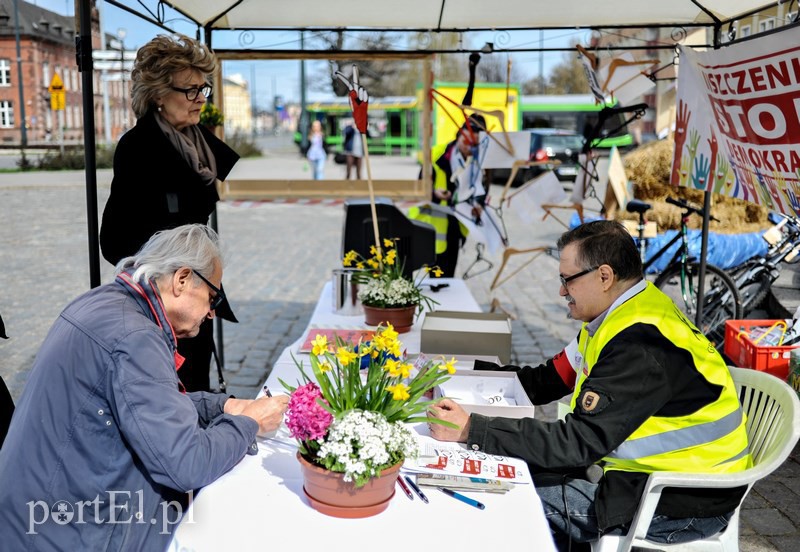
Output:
[396, 475, 414, 500]
[404, 475, 429, 504]
[439, 487, 486, 510]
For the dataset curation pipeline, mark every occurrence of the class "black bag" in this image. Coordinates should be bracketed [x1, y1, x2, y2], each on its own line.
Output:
[334, 152, 347, 165]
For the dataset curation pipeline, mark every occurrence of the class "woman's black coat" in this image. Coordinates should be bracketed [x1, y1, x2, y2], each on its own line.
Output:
[100, 110, 240, 321]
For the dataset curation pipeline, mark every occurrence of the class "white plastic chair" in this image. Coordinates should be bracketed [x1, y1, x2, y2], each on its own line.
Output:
[592, 366, 800, 552]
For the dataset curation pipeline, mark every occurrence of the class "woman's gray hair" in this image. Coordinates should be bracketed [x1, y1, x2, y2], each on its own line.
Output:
[130, 33, 217, 119]
[115, 224, 224, 284]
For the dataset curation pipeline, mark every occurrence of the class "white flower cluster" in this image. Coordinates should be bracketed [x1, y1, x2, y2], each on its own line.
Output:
[358, 277, 418, 308]
[317, 410, 417, 483]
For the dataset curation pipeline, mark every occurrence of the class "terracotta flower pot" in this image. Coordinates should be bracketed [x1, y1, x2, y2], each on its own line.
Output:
[297, 452, 402, 518]
[362, 305, 416, 333]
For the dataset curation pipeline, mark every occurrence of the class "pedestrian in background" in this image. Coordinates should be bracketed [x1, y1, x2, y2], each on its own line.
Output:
[306, 120, 327, 180]
[99, 33, 239, 392]
[343, 122, 364, 179]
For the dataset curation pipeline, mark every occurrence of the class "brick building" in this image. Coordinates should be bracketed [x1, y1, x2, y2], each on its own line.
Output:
[0, 0, 122, 146]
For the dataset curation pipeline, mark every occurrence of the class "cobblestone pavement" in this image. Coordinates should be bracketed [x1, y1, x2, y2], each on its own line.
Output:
[0, 156, 797, 550]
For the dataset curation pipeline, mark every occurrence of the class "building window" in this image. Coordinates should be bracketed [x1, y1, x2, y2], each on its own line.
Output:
[740, 25, 751, 37]
[0, 100, 14, 128]
[43, 62, 50, 86]
[759, 18, 776, 33]
[0, 59, 10, 86]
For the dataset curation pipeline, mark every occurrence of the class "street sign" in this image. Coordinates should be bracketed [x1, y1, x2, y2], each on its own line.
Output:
[48, 73, 66, 111]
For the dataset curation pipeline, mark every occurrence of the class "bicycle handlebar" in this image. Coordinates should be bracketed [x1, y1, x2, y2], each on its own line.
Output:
[665, 197, 720, 223]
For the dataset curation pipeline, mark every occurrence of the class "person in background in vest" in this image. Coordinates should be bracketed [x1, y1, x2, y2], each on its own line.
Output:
[410, 52, 485, 277]
[100, 34, 240, 392]
[428, 220, 751, 551]
[0, 224, 288, 551]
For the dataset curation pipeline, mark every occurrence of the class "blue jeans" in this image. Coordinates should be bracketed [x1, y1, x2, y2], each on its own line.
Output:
[311, 157, 325, 180]
[535, 474, 733, 550]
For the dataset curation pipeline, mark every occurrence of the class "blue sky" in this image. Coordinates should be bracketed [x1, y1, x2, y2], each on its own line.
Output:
[32, 1, 585, 108]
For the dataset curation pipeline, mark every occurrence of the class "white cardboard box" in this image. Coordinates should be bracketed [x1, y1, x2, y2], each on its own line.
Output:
[434, 370, 535, 419]
[421, 311, 512, 364]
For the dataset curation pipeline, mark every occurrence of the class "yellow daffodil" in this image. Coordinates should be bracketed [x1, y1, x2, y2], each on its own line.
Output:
[383, 238, 393, 248]
[342, 250, 357, 267]
[382, 323, 399, 341]
[319, 361, 333, 373]
[367, 258, 379, 269]
[311, 334, 329, 356]
[440, 356, 457, 375]
[386, 383, 410, 401]
[385, 358, 401, 377]
[336, 347, 359, 366]
[399, 362, 413, 378]
[385, 249, 397, 265]
[388, 340, 402, 358]
[356, 261, 364, 269]
[433, 267, 444, 278]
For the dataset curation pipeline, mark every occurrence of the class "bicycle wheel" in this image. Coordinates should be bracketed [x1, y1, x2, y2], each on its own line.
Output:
[654, 262, 743, 347]
[735, 266, 773, 316]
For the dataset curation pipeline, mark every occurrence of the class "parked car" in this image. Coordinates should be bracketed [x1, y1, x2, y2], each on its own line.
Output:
[488, 128, 583, 187]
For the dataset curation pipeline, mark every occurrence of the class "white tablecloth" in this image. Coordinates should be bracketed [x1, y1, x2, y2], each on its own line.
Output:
[170, 278, 555, 552]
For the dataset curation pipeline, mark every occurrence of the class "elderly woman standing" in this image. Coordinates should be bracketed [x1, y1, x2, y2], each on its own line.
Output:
[100, 34, 239, 392]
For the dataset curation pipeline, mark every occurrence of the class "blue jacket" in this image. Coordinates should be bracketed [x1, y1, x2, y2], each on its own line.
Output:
[0, 278, 258, 551]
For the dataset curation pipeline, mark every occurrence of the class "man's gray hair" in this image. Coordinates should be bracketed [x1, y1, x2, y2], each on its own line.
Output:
[115, 224, 224, 283]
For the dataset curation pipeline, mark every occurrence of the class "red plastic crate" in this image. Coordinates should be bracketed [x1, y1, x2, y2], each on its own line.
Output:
[723, 320, 796, 380]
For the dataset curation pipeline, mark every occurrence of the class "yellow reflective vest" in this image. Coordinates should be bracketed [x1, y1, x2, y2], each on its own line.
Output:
[408, 143, 466, 254]
[571, 282, 752, 476]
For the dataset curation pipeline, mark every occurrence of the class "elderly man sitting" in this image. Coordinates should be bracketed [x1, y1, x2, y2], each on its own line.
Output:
[0, 224, 288, 551]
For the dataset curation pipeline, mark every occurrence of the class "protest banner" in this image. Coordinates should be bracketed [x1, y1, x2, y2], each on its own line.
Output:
[672, 29, 800, 216]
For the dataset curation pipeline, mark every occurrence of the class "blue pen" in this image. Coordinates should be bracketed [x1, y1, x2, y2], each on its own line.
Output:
[439, 487, 485, 510]
[404, 475, 428, 503]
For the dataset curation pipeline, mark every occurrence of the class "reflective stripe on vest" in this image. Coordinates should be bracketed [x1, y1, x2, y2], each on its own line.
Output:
[606, 407, 743, 460]
[572, 282, 751, 475]
[408, 205, 448, 254]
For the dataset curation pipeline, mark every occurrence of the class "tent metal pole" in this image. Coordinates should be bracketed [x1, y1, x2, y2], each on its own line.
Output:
[204, 26, 227, 382]
[77, 0, 101, 289]
[695, 20, 723, 331]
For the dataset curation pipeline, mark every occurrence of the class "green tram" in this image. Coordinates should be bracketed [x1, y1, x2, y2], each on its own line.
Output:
[519, 94, 634, 149]
[295, 92, 633, 156]
[297, 96, 418, 156]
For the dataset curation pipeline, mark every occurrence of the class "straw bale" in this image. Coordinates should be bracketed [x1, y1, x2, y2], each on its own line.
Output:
[615, 139, 771, 234]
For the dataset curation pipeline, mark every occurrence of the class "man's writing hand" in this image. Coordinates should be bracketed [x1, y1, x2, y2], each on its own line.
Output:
[428, 398, 470, 442]
[240, 395, 289, 436]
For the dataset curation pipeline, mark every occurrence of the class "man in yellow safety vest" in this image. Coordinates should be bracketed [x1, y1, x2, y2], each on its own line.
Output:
[428, 220, 751, 551]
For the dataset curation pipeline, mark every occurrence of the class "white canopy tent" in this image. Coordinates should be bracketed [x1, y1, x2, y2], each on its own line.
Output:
[163, 1, 768, 30]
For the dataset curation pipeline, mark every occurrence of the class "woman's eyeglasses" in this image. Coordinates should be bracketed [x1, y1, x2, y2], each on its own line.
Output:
[171, 84, 212, 101]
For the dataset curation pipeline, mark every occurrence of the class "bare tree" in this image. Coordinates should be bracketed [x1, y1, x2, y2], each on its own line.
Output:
[547, 52, 590, 94]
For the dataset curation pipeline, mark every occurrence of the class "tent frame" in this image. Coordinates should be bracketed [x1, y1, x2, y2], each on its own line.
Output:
[76, 0, 779, 365]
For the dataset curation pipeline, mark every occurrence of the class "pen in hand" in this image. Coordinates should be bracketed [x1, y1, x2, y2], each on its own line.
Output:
[404, 475, 428, 504]
[262, 385, 273, 398]
[396, 476, 414, 501]
[439, 487, 485, 510]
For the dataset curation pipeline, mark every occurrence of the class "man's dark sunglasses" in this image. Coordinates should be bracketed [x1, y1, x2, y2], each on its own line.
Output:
[171, 84, 212, 101]
[192, 269, 225, 310]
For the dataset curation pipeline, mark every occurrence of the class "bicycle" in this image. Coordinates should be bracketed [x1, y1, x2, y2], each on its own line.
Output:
[727, 211, 800, 316]
[626, 197, 742, 346]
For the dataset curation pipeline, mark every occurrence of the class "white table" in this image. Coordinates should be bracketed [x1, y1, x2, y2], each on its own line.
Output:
[170, 279, 555, 552]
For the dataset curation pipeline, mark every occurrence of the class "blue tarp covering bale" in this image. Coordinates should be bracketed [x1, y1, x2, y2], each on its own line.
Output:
[569, 213, 768, 274]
